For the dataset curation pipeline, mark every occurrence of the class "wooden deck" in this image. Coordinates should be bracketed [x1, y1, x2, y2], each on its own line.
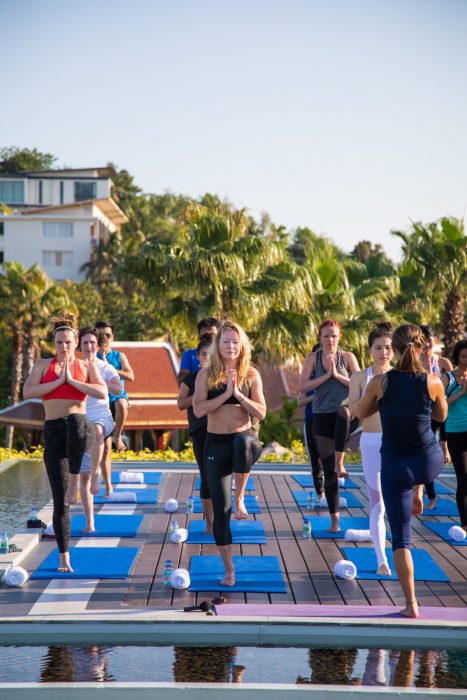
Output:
[1, 468, 466, 617]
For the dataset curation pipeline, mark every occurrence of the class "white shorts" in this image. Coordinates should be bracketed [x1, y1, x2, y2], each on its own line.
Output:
[80, 414, 115, 473]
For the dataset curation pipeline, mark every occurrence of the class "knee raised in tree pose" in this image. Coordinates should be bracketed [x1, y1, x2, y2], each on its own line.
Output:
[349, 322, 393, 576]
[299, 320, 359, 532]
[193, 321, 266, 587]
[23, 313, 107, 572]
[354, 324, 447, 618]
[441, 339, 467, 532]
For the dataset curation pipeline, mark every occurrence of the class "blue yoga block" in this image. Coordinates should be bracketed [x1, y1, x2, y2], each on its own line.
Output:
[342, 547, 449, 581]
[187, 519, 266, 544]
[189, 555, 286, 592]
[32, 546, 139, 579]
[70, 514, 143, 538]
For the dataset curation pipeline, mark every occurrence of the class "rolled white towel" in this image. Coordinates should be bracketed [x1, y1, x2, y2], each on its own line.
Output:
[319, 496, 348, 508]
[119, 471, 144, 484]
[345, 529, 372, 542]
[42, 524, 55, 537]
[333, 559, 357, 580]
[5, 566, 29, 587]
[170, 567, 190, 589]
[165, 498, 179, 513]
[108, 491, 137, 503]
[170, 528, 188, 544]
[338, 477, 345, 487]
[449, 525, 467, 542]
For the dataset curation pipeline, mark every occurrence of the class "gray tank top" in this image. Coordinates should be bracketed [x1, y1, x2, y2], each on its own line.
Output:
[312, 349, 350, 413]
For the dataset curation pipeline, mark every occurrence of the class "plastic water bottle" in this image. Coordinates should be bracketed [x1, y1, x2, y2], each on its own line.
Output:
[0, 532, 9, 554]
[169, 519, 179, 535]
[163, 559, 174, 587]
[303, 519, 312, 539]
[186, 496, 194, 514]
[308, 491, 317, 507]
[29, 507, 38, 521]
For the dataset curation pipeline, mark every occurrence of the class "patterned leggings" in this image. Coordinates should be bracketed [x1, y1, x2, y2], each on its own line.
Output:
[43, 414, 94, 553]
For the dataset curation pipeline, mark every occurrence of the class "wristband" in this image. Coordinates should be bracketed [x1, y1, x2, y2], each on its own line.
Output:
[238, 394, 245, 403]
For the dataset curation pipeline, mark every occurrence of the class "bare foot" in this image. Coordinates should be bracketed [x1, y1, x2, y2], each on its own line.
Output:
[234, 499, 248, 520]
[220, 571, 236, 587]
[377, 563, 392, 576]
[327, 516, 340, 533]
[58, 553, 73, 573]
[400, 601, 419, 618]
[116, 437, 126, 453]
[65, 478, 79, 506]
[425, 498, 437, 510]
[103, 485, 113, 499]
[90, 471, 101, 496]
[82, 524, 95, 534]
[204, 524, 213, 535]
[336, 464, 349, 478]
[412, 493, 423, 516]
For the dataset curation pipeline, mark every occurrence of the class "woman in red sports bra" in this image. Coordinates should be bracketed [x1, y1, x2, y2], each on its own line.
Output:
[23, 312, 107, 572]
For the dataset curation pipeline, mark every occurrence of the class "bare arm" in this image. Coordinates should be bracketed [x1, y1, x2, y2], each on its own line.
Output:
[118, 352, 134, 382]
[177, 381, 192, 410]
[108, 376, 123, 395]
[177, 368, 190, 386]
[348, 370, 365, 416]
[23, 360, 64, 399]
[429, 375, 448, 421]
[193, 368, 233, 417]
[352, 375, 383, 420]
[68, 360, 108, 400]
[297, 393, 314, 408]
[233, 369, 267, 421]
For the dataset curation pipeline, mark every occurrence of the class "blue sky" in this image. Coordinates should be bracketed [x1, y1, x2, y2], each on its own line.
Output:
[2, 0, 467, 260]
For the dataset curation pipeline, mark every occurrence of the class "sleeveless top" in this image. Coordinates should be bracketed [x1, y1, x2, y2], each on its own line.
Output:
[97, 348, 127, 404]
[207, 380, 250, 405]
[41, 358, 87, 401]
[312, 350, 350, 414]
[379, 370, 439, 456]
[445, 371, 467, 433]
[182, 371, 207, 434]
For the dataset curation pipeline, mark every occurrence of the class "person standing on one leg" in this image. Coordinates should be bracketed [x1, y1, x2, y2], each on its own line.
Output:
[354, 323, 447, 618]
[193, 321, 266, 586]
[78, 326, 122, 532]
[178, 338, 213, 533]
[349, 322, 393, 576]
[95, 320, 134, 497]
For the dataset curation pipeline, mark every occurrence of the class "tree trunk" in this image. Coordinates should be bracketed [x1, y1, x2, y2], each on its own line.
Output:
[442, 287, 464, 358]
[23, 325, 39, 380]
[5, 329, 24, 448]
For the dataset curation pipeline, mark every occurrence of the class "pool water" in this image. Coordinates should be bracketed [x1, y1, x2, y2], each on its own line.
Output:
[0, 461, 50, 535]
[0, 646, 466, 687]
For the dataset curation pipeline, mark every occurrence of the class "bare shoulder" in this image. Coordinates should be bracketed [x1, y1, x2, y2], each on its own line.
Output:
[350, 368, 366, 381]
[195, 367, 208, 383]
[439, 356, 453, 371]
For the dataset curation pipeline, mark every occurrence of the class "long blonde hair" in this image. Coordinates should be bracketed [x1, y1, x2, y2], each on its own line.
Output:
[392, 323, 426, 373]
[207, 321, 252, 389]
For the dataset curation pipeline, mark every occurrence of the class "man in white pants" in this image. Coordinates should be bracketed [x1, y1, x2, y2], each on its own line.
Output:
[79, 326, 122, 532]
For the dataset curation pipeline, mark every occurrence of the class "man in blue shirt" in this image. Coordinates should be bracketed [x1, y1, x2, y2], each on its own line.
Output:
[177, 317, 220, 384]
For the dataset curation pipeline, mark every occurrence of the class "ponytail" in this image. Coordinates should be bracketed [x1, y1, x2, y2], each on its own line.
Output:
[392, 324, 426, 374]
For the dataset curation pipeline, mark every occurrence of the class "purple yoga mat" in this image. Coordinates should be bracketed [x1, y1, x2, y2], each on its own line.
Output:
[214, 603, 467, 621]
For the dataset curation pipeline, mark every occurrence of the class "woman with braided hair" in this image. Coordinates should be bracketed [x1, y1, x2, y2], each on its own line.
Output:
[354, 324, 447, 618]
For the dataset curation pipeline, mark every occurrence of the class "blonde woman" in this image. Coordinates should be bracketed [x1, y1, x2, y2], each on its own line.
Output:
[193, 321, 266, 586]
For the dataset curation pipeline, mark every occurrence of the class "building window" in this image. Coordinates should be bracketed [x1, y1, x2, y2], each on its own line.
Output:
[0, 251, 4, 264]
[0, 222, 4, 236]
[74, 181, 96, 201]
[43, 222, 74, 238]
[38, 180, 43, 204]
[42, 251, 73, 267]
[60, 181, 64, 204]
[0, 181, 24, 204]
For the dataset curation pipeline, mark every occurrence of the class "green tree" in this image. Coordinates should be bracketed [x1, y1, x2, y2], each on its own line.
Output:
[0, 146, 56, 172]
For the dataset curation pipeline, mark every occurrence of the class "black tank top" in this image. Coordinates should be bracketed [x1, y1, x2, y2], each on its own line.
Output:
[207, 380, 250, 405]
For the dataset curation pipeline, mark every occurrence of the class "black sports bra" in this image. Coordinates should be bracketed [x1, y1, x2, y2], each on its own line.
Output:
[207, 381, 250, 405]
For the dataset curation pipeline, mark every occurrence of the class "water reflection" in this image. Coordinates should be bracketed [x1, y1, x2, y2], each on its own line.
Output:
[40, 646, 115, 683]
[173, 647, 244, 683]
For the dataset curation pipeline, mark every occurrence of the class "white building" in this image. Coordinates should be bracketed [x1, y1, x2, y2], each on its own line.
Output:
[0, 167, 128, 281]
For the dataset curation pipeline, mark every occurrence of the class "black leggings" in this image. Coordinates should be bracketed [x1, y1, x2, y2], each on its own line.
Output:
[191, 426, 209, 499]
[312, 408, 359, 513]
[205, 428, 262, 546]
[446, 431, 467, 526]
[43, 414, 95, 553]
[304, 418, 324, 496]
[425, 419, 446, 499]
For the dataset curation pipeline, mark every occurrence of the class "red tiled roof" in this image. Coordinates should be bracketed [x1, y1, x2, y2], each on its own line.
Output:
[125, 403, 187, 430]
[112, 342, 179, 399]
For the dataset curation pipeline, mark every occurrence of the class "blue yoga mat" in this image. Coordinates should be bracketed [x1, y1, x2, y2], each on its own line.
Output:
[421, 498, 458, 516]
[31, 546, 139, 579]
[303, 516, 370, 539]
[94, 488, 158, 504]
[424, 481, 454, 495]
[187, 519, 266, 544]
[193, 494, 261, 514]
[293, 475, 359, 489]
[109, 471, 162, 485]
[70, 514, 143, 538]
[195, 475, 255, 491]
[189, 555, 286, 592]
[292, 490, 364, 509]
[341, 547, 449, 581]
[423, 521, 467, 546]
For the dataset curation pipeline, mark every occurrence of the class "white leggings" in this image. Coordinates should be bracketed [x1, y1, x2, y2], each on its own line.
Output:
[360, 431, 388, 568]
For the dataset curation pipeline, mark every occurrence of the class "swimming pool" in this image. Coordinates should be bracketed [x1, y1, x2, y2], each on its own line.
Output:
[0, 460, 50, 535]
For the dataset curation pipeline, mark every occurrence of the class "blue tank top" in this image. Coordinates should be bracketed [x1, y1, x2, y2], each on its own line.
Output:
[97, 348, 127, 404]
[379, 370, 439, 456]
